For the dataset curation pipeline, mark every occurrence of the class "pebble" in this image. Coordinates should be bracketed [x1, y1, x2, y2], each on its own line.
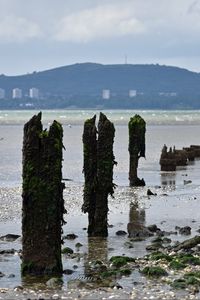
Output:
[52, 294, 60, 299]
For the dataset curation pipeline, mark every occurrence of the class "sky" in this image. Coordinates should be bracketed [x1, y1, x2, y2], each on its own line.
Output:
[1, 0, 200, 75]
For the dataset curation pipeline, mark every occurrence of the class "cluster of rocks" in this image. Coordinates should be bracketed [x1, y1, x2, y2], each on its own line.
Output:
[160, 144, 200, 171]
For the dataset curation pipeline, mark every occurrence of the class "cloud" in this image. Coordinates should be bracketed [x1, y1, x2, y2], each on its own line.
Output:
[54, 4, 145, 42]
[0, 15, 42, 42]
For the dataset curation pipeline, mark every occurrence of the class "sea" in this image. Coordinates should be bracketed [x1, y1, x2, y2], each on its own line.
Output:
[1, 109, 200, 292]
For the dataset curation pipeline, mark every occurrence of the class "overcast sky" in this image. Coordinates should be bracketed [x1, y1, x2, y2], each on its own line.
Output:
[1, 0, 200, 75]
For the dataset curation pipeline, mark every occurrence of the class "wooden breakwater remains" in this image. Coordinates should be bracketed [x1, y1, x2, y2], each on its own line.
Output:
[22, 112, 66, 275]
[21, 112, 146, 275]
[82, 113, 116, 237]
[160, 144, 200, 171]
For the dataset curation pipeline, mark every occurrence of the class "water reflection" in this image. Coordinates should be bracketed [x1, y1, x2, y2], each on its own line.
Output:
[84, 237, 108, 278]
[161, 173, 176, 190]
[127, 196, 146, 238]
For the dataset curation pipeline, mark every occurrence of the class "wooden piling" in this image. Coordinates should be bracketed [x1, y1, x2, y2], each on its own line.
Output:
[22, 112, 65, 275]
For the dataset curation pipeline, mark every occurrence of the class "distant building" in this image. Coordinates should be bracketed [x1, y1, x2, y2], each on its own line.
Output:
[102, 89, 110, 99]
[29, 87, 39, 99]
[0, 88, 5, 99]
[129, 90, 137, 97]
[12, 88, 22, 99]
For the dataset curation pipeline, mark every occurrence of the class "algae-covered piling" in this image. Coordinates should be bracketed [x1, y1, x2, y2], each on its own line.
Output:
[128, 114, 146, 186]
[82, 113, 116, 237]
[22, 112, 65, 275]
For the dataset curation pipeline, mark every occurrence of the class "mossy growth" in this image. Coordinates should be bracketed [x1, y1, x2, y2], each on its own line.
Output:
[141, 266, 168, 277]
[171, 275, 200, 289]
[101, 268, 132, 279]
[171, 278, 187, 289]
[101, 270, 118, 278]
[110, 256, 135, 268]
[21, 261, 34, 275]
[150, 251, 172, 262]
[120, 268, 132, 276]
[177, 254, 200, 265]
[62, 247, 74, 254]
[169, 254, 200, 270]
[184, 271, 200, 279]
[169, 259, 186, 270]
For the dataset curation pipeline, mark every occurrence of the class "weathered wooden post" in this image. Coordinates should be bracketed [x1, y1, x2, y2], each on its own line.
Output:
[82, 113, 116, 237]
[82, 115, 97, 236]
[94, 113, 116, 236]
[22, 112, 65, 275]
[128, 114, 146, 186]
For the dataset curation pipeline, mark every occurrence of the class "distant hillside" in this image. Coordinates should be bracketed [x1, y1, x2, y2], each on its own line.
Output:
[0, 63, 200, 109]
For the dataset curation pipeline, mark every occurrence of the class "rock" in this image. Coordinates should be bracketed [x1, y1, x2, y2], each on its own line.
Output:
[75, 242, 83, 248]
[14, 286, 23, 291]
[173, 235, 200, 251]
[46, 277, 63, 287]
[124, 241, 134, 248]
[73, 265, 78, 270]
[146, 243, 163, 251]
[128, 222, 153, 238]
[110, 282, 123, 289]
[163, 237, 172, 244]
[7, 274, 15, 278]
[179, 226, 191, 235]
[63, 234, 78, 240]
[61, 247, 74, 254]
[147, 189, 157, 196]
[63, 269, 74, 275]
[0, 249, 16, 255]
[184, 180, 192, 185]
[116, 230, 127, 236]
[0, 234, 20, 242]
[147, 224, 160, 233]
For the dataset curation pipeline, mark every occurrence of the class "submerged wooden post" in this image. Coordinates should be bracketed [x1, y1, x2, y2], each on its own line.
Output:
[128, 114, 146, 186]
[22, 112, 65, 275]
[82, 113, 116, 237]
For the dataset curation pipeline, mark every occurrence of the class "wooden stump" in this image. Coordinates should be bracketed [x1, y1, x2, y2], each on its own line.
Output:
[22, 112, 65, 275]
[128, 115, 146, 186]
[82, 113, 116, 237]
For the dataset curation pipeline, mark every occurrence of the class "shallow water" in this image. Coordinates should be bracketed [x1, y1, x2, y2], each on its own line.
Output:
[1, 110, 200, 295]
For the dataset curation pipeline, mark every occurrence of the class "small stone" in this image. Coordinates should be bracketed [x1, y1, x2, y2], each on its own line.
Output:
[62, 247, 74, 254]
[147, 189, 157, 196]
[63, 234, 78, 240]
[63, 269, 74, 275]
[0, 234, 20, 242]
[75, 242, 83, 248]
[7, 274, 15, 278]
[0, 249, 16, 255]
[115, 230, 127, 236]
[147, 224, 160, 233]
[179, 226, 191, 235]
[46, 277, 63, 287]
[52, 294, 60, 299]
